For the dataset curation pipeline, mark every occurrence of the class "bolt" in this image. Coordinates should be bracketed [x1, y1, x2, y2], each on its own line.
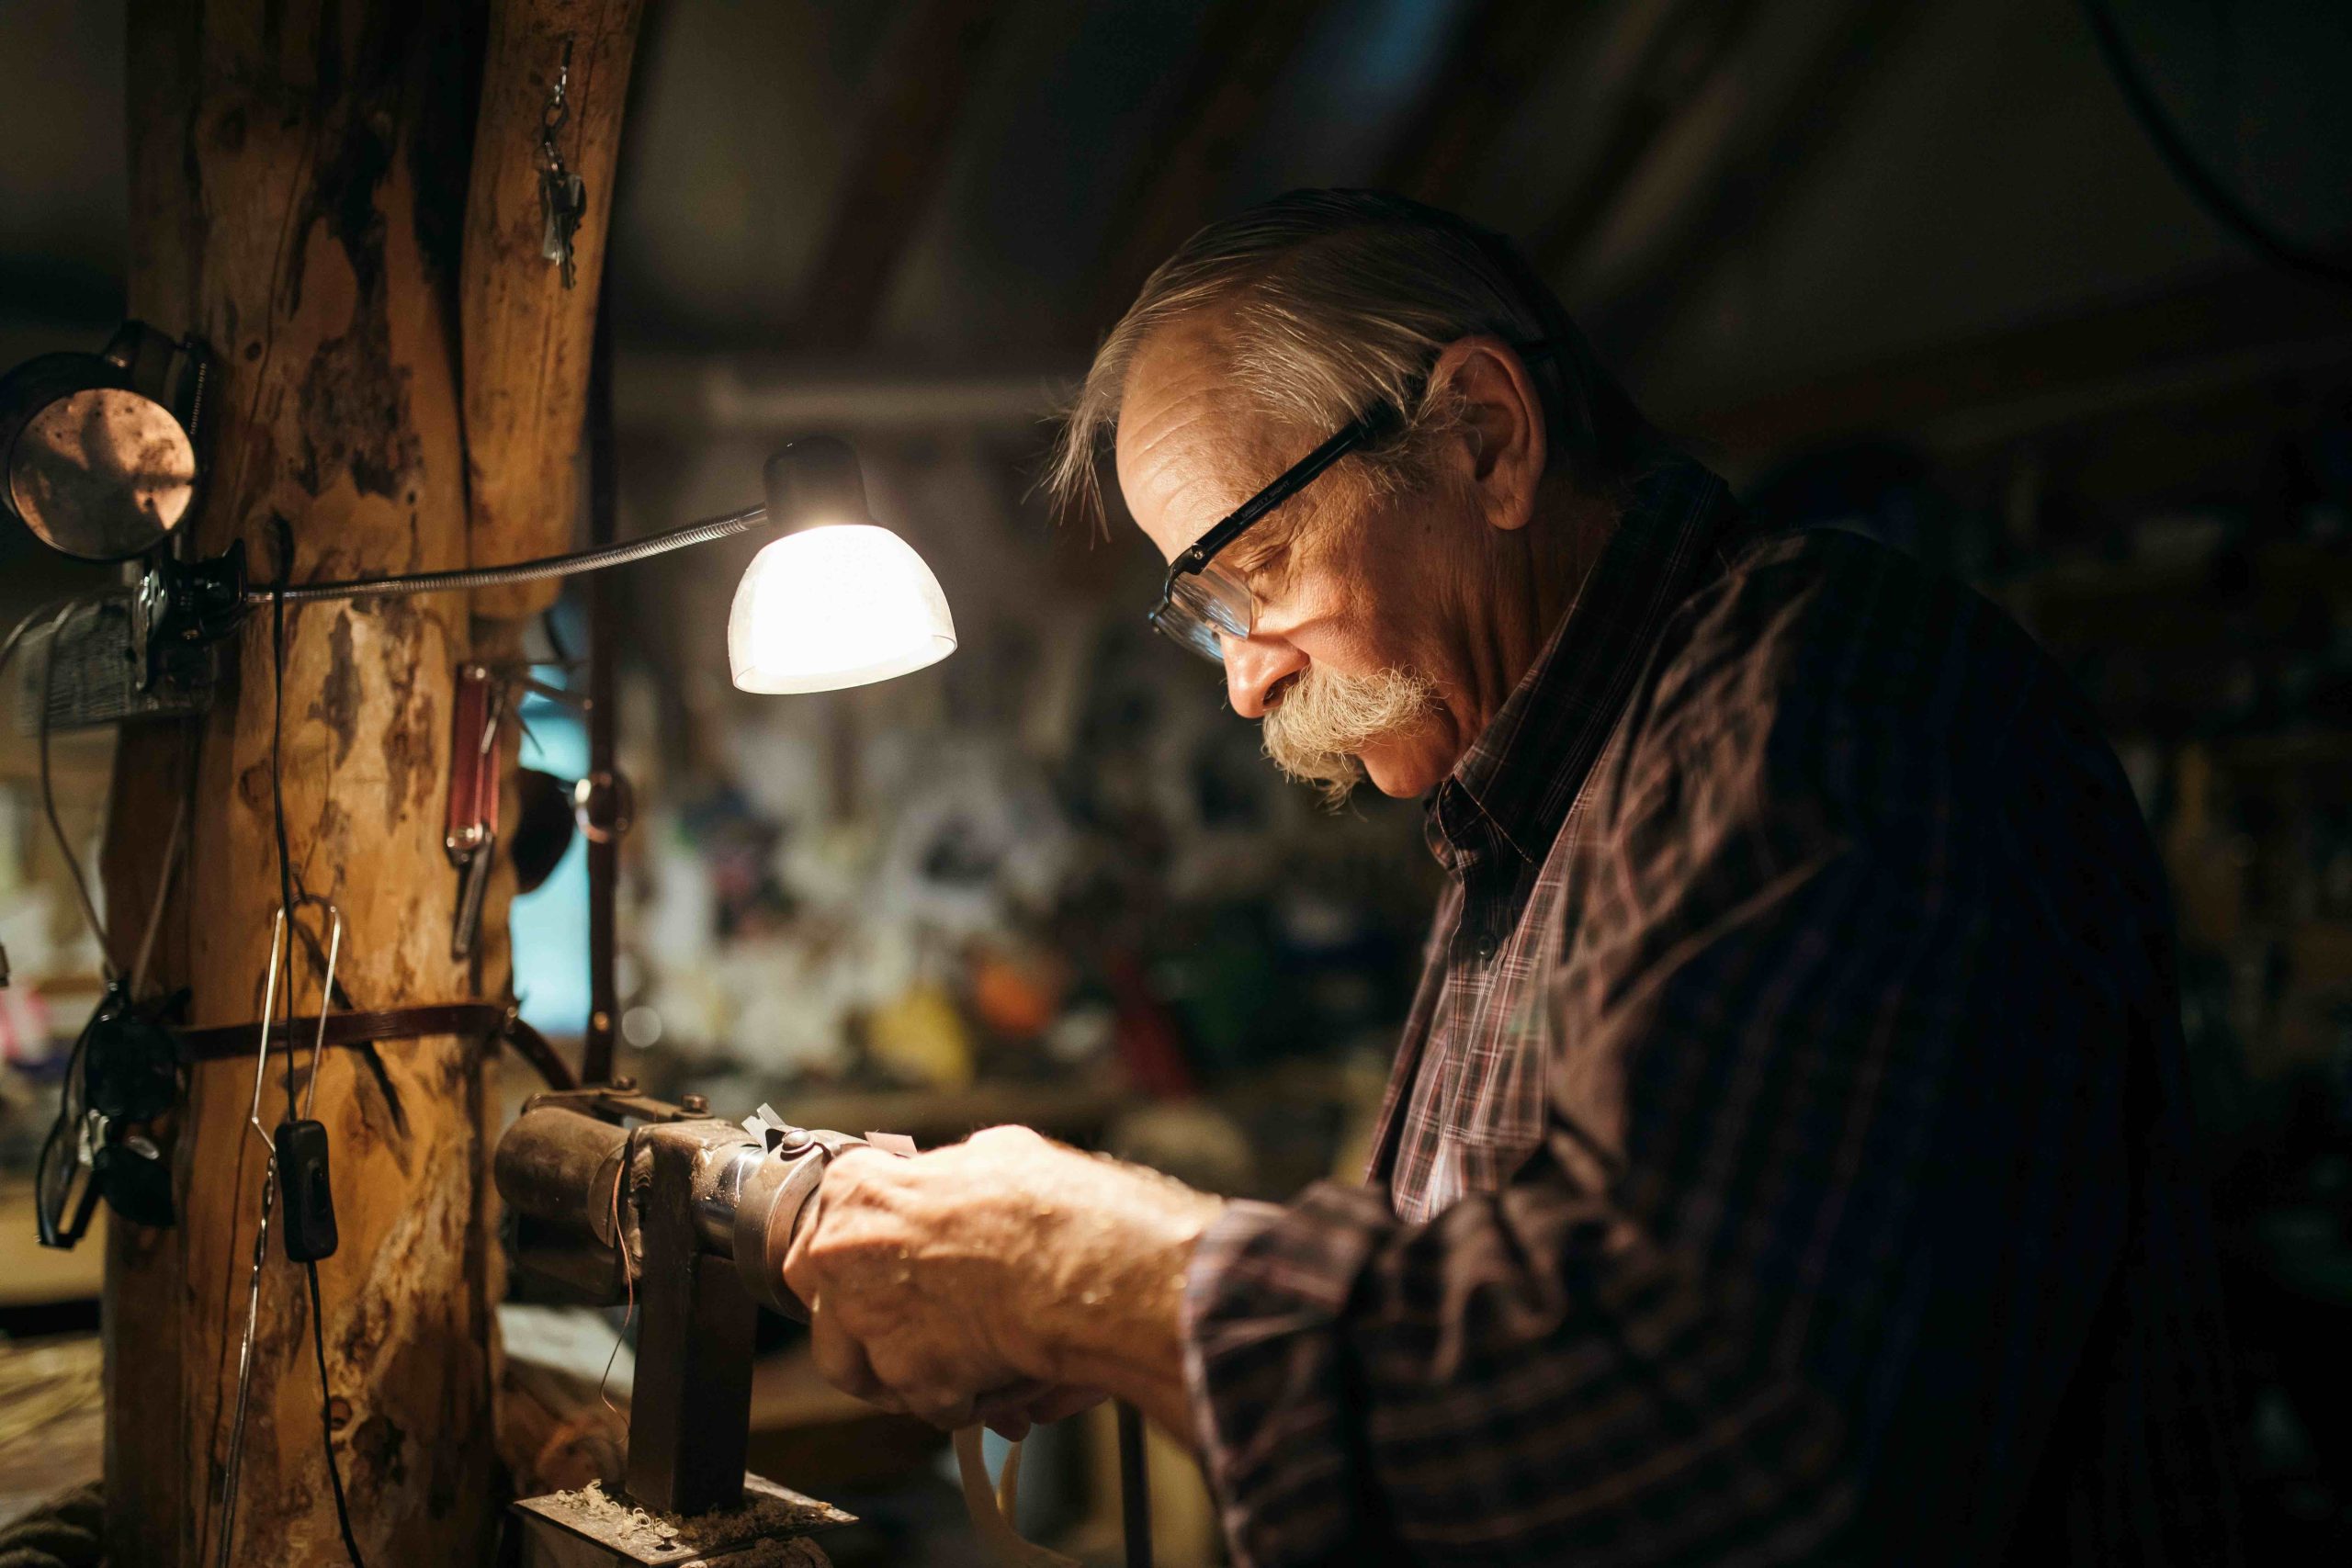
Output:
[610, 1076, 637, 1092]
[680, 1093, 708, 1114]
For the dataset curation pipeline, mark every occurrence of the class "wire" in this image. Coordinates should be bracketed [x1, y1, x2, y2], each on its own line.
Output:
[31, 1004, 101, 1248]
[130, 726, 198, 998]
[0, 600, 56, 679]
[265, 526, 369, 1568]
[599, 1124, 645, 1416]
[270, 526, 300, 1123]
[2080, 0, 2352, 289]
[219, 909, 289, 1568]
[6, 594, 196, 994]
[37, 600, 116, 982]
[302, 1262, 363, 1564]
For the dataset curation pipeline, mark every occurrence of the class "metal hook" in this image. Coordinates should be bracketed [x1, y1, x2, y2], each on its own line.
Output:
[542, 39, 574, 141]
[217, 899, 341, 1564]
[243, 908, 289, 1155]
[220, 906, 290, 1565]
[303, 904, 344, 1120]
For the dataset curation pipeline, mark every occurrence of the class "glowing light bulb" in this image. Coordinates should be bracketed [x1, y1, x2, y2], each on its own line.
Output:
[727, 523, 956, 694]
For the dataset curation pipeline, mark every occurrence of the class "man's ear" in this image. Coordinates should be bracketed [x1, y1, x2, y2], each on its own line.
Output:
[1430, 335, 1547, 533]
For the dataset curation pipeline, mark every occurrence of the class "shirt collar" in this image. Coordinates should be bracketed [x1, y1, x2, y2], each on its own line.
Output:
[1424, 457, 1745, 874]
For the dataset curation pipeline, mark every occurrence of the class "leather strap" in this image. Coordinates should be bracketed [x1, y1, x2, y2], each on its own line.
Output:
[177, 1002, 579, 1091]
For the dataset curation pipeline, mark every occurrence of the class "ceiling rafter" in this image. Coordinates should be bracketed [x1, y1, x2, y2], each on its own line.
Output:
[1081, 0, 1331, 339]
[789, 0, 1009, 353]
[1690, 261, 2352, 459]
[1579, 0, 1931, 362]
[1374, 0, 1575, 209]
[1525, 0, 1768, 283]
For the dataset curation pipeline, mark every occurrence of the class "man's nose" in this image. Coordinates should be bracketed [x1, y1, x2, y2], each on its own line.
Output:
[1223, 635, 1306, 719]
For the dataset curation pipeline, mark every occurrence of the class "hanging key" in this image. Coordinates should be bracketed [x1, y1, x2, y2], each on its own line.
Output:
[539, 165, 586, 288]
[537, 41, 585, 289]
[446, 663, 507, 961]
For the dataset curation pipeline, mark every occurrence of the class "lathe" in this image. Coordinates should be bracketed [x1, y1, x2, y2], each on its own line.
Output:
[493, 1081, 899, 1566]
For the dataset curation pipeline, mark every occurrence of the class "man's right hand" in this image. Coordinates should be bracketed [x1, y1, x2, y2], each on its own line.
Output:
[972, 1380, 1108, 1441]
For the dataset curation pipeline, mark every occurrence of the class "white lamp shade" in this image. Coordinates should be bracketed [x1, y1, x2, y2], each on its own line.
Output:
[728, 523, 956, 694]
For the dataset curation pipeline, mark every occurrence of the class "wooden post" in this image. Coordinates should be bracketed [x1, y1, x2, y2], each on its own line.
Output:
[460, 0, 645, 624]
[98, 2, 639, 1562]
[460, 0, 643, 1077]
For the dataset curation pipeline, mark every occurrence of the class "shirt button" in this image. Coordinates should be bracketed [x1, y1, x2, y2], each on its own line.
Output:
[1472, 932, 1498, 962]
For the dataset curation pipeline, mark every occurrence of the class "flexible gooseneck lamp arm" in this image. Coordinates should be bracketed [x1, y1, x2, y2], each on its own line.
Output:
[253, 502, 771, 605]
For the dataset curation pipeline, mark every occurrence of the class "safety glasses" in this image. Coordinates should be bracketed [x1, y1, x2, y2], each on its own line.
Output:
[35, 980, 183, 1247]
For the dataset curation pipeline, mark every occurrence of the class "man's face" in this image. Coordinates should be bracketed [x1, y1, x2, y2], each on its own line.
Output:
[1115, 319, 1488, 800]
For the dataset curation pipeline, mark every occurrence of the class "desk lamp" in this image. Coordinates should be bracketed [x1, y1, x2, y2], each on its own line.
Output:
[0, 322, 956, 694]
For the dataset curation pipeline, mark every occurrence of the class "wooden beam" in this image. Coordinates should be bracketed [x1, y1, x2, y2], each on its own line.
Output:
[1084, 0, 1329, 334]
[460, 0, 647, 621]
[1374, 0, 1574, 209]
[1685, 262, 2352, 461]
[1526, 0, 1765, 281]
[789, 0, 1010, 354]
[1578, 0, 1928, 362]
[107, 2, 491, 1562]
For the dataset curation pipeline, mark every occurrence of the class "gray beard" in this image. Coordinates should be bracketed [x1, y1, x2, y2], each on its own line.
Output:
[1261, 663, 1440, 807]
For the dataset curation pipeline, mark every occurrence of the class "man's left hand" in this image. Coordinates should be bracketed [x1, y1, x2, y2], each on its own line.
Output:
[782, 1125, 1224, 1436]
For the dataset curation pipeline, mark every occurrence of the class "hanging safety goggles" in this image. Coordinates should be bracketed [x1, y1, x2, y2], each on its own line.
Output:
[35, 979, 187, 1248]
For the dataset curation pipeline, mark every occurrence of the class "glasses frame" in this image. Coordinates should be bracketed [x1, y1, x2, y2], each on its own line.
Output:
[1148, 400, 1404, 660]
[1147, 342, 1555, 661]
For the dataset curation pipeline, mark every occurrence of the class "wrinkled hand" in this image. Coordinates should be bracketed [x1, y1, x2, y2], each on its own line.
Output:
[782, 1125, 1222, 1436]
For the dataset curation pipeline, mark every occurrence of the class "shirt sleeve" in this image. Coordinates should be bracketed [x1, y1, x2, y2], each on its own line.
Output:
[1182, 567, 2124, 1565]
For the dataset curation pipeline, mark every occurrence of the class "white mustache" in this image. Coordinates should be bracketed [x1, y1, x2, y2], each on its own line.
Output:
[1261, 663, 1438, 807]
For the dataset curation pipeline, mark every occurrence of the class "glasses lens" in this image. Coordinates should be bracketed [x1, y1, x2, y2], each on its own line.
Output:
[1154, 569, 1251, 663]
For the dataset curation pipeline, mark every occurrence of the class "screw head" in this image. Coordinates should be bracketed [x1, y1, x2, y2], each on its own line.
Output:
[680, 1092, 709, 1114]
[609, 1075, 638, 1092]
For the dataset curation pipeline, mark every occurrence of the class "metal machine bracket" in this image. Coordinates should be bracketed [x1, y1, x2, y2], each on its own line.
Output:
[494, 1088, 885, 1545]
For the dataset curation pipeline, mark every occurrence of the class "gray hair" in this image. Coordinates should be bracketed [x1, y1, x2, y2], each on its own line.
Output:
[1047, 189, 1656, 534]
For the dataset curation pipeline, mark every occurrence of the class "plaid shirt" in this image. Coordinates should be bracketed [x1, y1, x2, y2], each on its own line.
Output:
[1181, 459, 2242, 1565]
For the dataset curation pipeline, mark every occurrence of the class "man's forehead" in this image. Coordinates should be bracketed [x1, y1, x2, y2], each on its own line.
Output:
[1114, 318, 1275, 555]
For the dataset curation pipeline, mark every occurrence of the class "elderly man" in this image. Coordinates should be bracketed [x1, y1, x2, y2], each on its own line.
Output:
[781, 192, 2241, 1565]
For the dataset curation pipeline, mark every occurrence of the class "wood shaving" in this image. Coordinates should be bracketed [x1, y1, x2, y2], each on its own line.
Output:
[527, 1477, 849, 1562]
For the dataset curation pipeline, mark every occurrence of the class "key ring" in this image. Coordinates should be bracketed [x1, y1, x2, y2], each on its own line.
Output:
[540, 40, 572, 150]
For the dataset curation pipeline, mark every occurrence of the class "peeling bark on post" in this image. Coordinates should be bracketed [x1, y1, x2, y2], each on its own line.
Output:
[103, 4, 492, 1563]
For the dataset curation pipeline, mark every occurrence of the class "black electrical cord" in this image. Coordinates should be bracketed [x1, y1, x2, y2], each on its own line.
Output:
[268, 545, 300, 1123]
[301, 1262, 363, 1565]
[266, 525, 369, 1568]
[2080, 0, 2352, 289]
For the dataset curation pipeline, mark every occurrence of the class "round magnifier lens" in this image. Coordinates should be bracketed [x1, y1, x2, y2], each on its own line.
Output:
[7, 387, 196, 561]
